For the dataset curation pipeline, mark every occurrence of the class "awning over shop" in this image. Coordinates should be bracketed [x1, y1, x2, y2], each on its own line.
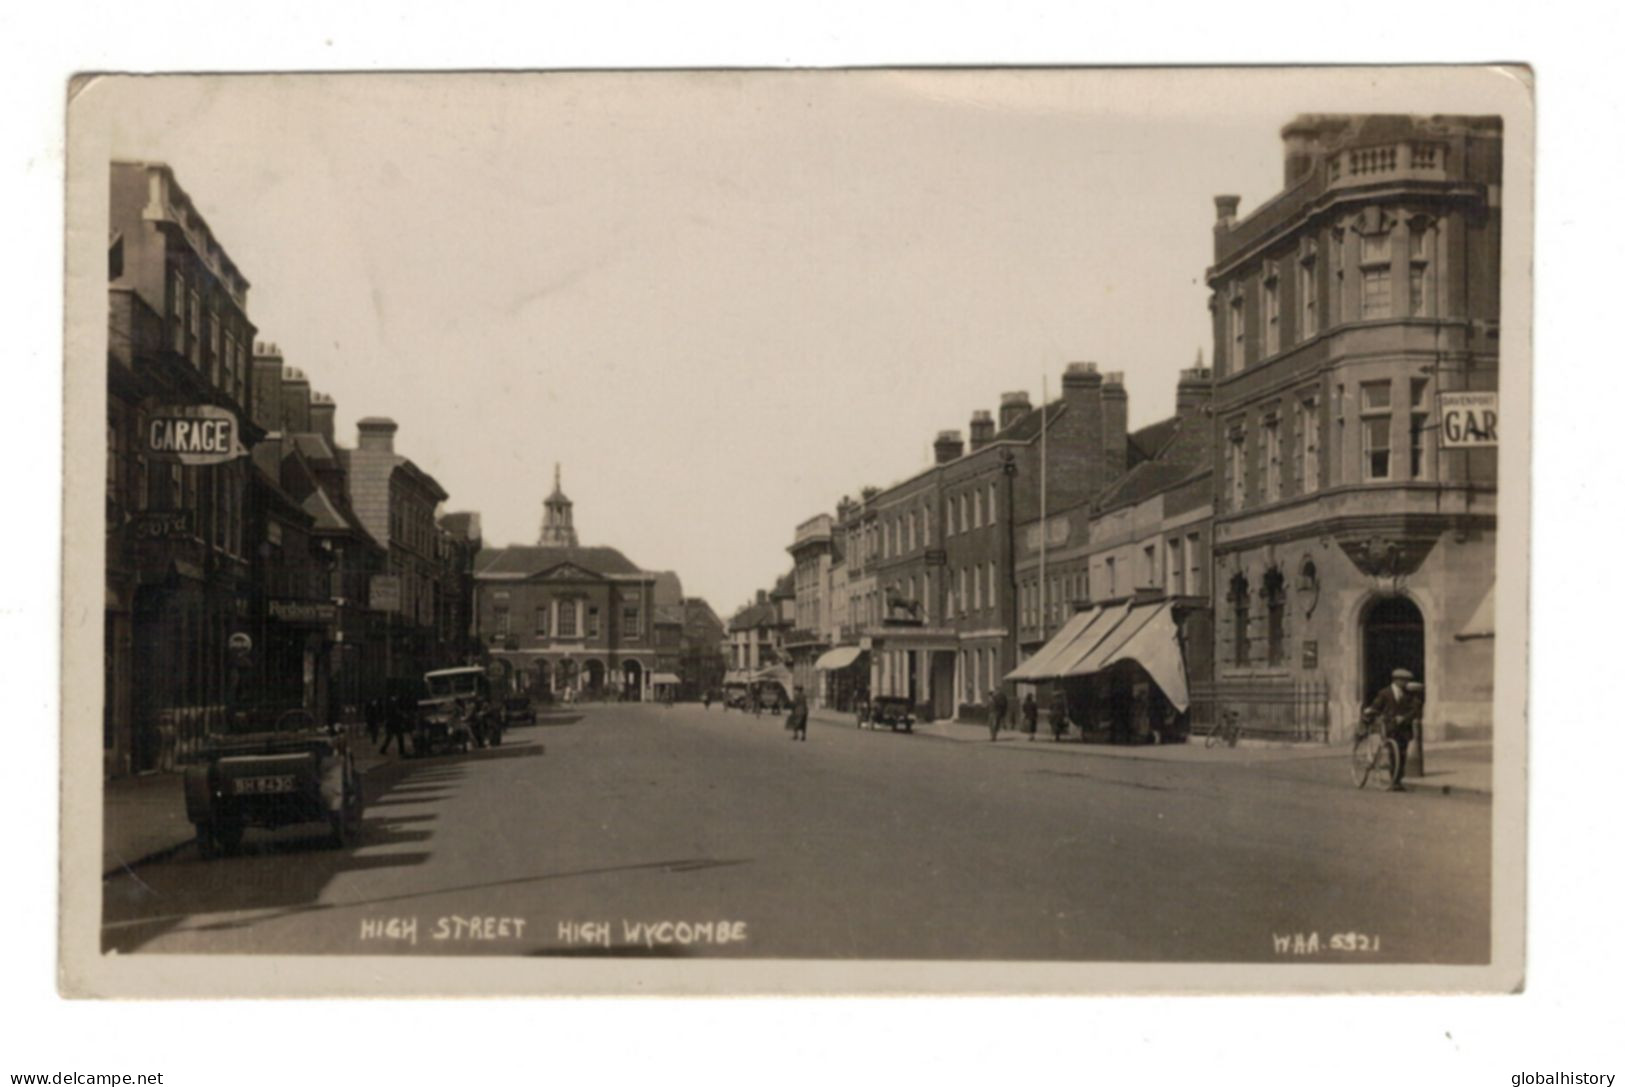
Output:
[723, 670, 753, 686]
[1026, 604, 1135, 681]
[751, 665, 794, 687]
[650, 672, 682, 685]
[814, 645, 867, 671]
[1005, 608, 1103, 682]
[1058, 601, 1190, 713]
[1458, 582, 1494, 640]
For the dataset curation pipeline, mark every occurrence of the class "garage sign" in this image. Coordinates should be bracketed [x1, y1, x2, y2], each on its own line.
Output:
[147, 405, 245, 465]
[1438, 392, 1498, 449]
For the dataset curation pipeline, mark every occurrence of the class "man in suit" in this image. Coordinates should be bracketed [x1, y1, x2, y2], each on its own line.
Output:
[1365, 668, 1424, 790]
[787, 686, 809, 742]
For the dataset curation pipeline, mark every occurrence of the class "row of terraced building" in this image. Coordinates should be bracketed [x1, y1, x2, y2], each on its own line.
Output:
[749, 113, 1501, 745]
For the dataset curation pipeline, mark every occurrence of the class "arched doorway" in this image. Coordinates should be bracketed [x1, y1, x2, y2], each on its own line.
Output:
[534, 660, 552, 695]
[584, 659, 605, 695]
[622, 659, 643, 701]
[556, 658, 579, 693]
[1362, 595, 1424, 704]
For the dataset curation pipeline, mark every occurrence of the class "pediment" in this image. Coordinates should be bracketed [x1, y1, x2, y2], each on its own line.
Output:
[534, 562, 604, 583]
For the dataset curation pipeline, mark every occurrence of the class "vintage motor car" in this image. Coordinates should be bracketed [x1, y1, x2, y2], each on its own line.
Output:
[502, 693, 537, 727]
[869, 695, 916, 733]
[183, 708, 364, 858]
[414, 666, 496, 755]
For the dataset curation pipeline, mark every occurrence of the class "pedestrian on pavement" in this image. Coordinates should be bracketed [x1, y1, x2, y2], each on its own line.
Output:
[1364, 668, 1424, 791]
[379, 694, 411, 756]
[985, 688, 1001, 742]
[855, 690, 870, 730]
[787, 686, 809, 741]
[364, 697, 383, 748]
[1049, 689, 1070, 742]
[991, 685, 1009, 738]
[750, 688, 761, 717]
[1021, 691, 1039, 741]
[703, 689, 713, 710]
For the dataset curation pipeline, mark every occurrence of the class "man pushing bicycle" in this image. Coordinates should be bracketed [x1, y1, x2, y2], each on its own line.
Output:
[1363, 668, 1423, 791]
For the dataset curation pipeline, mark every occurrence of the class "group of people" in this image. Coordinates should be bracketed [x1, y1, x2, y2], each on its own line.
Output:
[363, 694, 416, 756]
[982, 686, 1069, 743]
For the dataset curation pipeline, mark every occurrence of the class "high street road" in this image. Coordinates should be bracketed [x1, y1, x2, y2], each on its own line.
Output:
[102, 703, 1491, 962]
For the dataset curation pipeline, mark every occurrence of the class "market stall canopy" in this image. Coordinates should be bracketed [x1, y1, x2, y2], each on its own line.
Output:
[814, 645, 866, 671]
[650, 672, 682, 685]
[1458, 582, 1494, 640]
[1004, 608, 1103, 682]
[1057, 601, 1190, 712]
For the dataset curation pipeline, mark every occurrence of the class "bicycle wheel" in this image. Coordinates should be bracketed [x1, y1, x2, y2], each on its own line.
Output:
[1373, 740, 1399, 790]
[1350, 732, 1378, 788]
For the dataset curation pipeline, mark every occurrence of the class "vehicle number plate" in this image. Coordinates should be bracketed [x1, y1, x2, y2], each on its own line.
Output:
[233, 775, 297, 795]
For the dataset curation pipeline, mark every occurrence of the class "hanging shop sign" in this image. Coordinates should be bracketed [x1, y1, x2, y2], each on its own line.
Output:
[1438, 391, 1499, 449]
[369, 574, 403, 614]
[146, 404, 246, 465]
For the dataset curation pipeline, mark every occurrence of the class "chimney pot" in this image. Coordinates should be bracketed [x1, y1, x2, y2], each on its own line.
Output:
[1214, 194, 1241, 226]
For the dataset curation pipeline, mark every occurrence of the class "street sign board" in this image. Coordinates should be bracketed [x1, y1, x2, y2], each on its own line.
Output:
[268, 600, 337, 624]
[370, 574, 402, 613]
[130, 510, 195, 540]
[146, 404, 246, 465]
[1438, 391, 1499, 449]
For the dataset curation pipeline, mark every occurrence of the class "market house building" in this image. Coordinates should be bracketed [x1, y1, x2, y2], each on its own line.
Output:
[473, 470, 667, 699]
[1206, 113, 1500, 741]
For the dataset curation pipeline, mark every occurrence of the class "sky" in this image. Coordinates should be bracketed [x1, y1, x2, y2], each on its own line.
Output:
[88, 69, 1488, 616]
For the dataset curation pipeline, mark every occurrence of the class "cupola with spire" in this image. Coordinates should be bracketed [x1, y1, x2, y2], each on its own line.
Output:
[537, 463, 580, 547]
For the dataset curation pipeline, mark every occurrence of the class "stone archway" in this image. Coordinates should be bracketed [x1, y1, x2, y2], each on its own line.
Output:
[584, 658, 605, 694]
[534, 659, 552, 694]
[555, 658, 579, 693]
[622, 659, 643, 702]
[1361, 594, 1424, 704]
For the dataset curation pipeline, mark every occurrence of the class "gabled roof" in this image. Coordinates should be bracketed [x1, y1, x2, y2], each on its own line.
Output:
[728, 601, 778, 632]
[474, 545, 643, 580]
[1128, 417, 1180, 464]
[1093, 412, 1213, 514]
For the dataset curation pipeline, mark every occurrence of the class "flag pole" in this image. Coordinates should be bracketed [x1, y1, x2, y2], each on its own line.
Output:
[1038, 372, 1049, 643]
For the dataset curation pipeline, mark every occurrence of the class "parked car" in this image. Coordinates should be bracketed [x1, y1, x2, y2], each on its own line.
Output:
[414, 666, 489, 755]
[502, 694, 537, 727]
[183, 708, 363, 858]
[870, 695, 916, 733]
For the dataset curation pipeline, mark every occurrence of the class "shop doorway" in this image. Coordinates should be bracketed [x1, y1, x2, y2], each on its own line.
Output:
[1362, 595, 1424, 703]
[622, 659, 643, 701]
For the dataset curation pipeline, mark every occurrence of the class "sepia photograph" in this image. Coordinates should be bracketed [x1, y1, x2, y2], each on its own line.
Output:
[60, 66, 1531, 996]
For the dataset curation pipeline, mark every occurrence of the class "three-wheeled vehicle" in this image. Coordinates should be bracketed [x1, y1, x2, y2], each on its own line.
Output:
[870, 695, 916, 733]
[184, 707, 364, 858]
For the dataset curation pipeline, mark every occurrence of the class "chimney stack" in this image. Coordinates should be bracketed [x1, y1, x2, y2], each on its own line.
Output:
[250, 342, 285, 433]
[1214, 194, 1241, 229]
[280, 366, 311, 434]
[356, 417, 398, 453]
[969, 410, 995, 451]
[999, 391, 1032, 431]
[1176, 353, 1214, 418]
[933, 429, 965, 465]
[756, 589, 768, 606]
[1101, 371, 1128, 483]
[1060, 363, 1105, 498]
[308, 391, 337, 447]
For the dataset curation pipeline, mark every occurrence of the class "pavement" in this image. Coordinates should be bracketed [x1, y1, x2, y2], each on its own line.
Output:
[807, 706, 1494, 793]
[101, 701, 1492, 961]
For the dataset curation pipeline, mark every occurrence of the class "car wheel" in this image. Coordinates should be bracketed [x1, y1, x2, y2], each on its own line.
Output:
[216, 818, 244, 856]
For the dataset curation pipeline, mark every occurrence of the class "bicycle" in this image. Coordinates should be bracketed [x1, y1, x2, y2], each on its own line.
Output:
[1203, 709, 1243, 749]
[1350, 714, 1401, 789]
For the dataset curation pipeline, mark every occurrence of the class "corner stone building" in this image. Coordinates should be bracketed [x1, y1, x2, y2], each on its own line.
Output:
[1206, 114, 1500, 741]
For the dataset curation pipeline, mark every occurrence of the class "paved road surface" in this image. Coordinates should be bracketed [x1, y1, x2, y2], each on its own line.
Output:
[102, 702, 1491, 962]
